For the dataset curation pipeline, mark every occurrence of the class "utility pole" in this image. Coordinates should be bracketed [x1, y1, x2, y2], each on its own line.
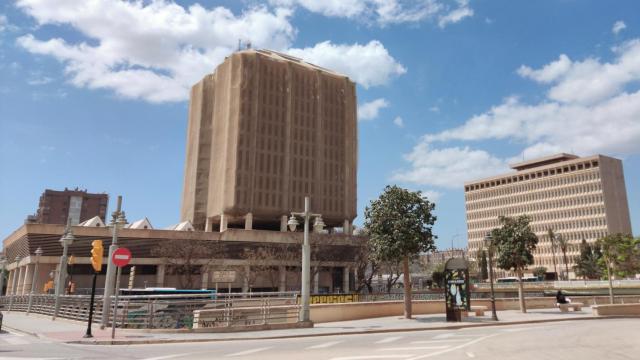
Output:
[100, 196, 126, 328]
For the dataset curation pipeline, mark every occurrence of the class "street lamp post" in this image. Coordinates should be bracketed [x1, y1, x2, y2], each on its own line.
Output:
[8, 256, 21, 311]
[287, 196, 324, 323]
[101, 196, 127, 328]
[0, 255, 7, 296]
[484, 232, 499, 321]
[26, 247, 43, 315]
[54, 222, 75, 320]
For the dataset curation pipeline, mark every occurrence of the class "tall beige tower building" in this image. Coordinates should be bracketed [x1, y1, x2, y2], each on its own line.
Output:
[464, 154, 632, 278]
[181, 49, 358, 232]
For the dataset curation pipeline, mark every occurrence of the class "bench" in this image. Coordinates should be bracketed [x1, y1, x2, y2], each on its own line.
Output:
[557, 302, 583, 312]
[470, 305, 488, 316]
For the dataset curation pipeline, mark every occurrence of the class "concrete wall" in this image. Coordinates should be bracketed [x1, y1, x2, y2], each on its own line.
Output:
[592, 303, 640, 316]
[309, 295, 640, 323]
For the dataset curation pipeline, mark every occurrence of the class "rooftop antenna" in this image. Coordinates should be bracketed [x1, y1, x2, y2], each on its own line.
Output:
[246, 41, 252, 50]
[237, 39, 242, 51]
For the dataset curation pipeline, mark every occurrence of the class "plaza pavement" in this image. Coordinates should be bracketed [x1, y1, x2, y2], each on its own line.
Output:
[0, 306, 610, 345]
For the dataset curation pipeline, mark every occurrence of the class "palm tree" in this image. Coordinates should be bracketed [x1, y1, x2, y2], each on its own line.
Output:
[547, 229, 558, 279]
[556, 234, 570, 280]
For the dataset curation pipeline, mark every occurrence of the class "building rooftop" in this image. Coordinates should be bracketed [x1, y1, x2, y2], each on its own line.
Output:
[509, 153, 579, 171]
[234, 49, 349, 79]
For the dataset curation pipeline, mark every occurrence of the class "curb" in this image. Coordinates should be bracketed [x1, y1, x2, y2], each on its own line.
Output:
[65, 315, 640, 346]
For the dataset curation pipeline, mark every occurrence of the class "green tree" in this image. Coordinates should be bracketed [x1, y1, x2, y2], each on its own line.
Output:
[491, 215, 538, 313]
[478, 250, 488, 281]
[532, 266, 547, 279]
[573, 239, 602, 280]
[598, 234, 640, 303]
[547, 228, 559, 278]
[365, 185, 437, 319]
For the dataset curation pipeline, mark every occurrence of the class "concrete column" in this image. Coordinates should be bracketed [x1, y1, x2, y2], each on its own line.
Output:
[5, 269, 14, 295]
[156, 264, 166, 287]
[201, 266, 209, 289]
[15, 266, 25, 295]
[278, 266, 286, 292]
[21, 264, 33, 295]
[10, 269, 19, 296]
[220, 214, 228, 232]
[205, 218, 212, 232]
[280, 215, 288, 232]
[245, 213, 253, 230]
[343, 220, 352, 235]
[242, 265, 250, 293]
[343, 266, 350, 294]
[313, 267, 319, 294]
[354, 266, 359, 291]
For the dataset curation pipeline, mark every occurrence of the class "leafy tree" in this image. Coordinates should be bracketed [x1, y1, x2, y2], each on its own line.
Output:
[532, 266, 547, 279]
[556, 234, 570, 280]
[598, 234, 640, 303]
[547, 228, 559, 278]
[491, 215, 538, 313]
[573, 239, 602, 280]
[365, 185, 437, 319]
[431, 270, 445, 288]
[478, 250, 488, 281]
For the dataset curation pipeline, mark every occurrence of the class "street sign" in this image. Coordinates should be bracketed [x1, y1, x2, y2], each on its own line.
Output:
[112, 247, 132, 267]
[211, 270, 236, 283]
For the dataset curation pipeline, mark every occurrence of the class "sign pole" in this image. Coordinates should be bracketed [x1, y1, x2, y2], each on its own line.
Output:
[108, 246, 131, 340]
[84, 272, 98, 338]
[111, 266, 122, 339]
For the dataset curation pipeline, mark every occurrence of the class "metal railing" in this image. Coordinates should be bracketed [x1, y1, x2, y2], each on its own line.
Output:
[0, 292, 299, 330]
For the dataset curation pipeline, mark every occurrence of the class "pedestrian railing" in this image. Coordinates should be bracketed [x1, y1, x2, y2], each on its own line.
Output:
[0, 291, 299, 330]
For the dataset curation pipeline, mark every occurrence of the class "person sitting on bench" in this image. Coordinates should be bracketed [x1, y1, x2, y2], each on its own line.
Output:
[556, 290, 570, 304]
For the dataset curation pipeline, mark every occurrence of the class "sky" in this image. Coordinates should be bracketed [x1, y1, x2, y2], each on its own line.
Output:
[1, 0, 639, 251]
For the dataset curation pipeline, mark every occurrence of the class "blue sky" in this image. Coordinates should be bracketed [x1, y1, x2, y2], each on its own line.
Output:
[1, 0, 639, 250]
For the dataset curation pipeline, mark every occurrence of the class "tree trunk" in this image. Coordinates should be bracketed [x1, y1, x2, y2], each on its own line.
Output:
[551, 246, 558, 279]
[403, 256, 412, 319]
[606, 261, 614, 304]
[517, 270, 526, 313]
[563, 253, 569, 280]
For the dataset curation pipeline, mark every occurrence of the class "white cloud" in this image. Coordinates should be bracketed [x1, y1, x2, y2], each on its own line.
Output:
[429, 106, 440, 112]
[422, 190, 442, 202]
[16, 1, 295, 103]
[517, 54, 572, 83]
[358, 98, 389, 121]
[437, 0, 473, 28]
[271, 0, 366, 18]
[612, 20, 627, 35]
[272, 0, 471, 27]
[27, 76, 54, 85]
[16, 1, 406, 103]
[393, 116, 404, 127]
[0, 14, 7, 32]
[392, 144, 508, 188]
[395, 38, 640, 189]
[288, 40, 406, 88]
[517, 40, 640, 105]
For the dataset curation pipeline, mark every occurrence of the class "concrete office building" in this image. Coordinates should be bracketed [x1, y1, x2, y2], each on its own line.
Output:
[181, 49, 358, 233]
[464, 154, 632, 278]
[28, 188, 108, 225]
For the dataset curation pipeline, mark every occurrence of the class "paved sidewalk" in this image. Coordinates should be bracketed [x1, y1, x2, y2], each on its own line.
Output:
[1, 307, 600, 345]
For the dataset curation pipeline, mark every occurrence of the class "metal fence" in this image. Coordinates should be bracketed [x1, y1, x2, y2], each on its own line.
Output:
[473, 279, 640, 290]
[0, 292, 300, 330]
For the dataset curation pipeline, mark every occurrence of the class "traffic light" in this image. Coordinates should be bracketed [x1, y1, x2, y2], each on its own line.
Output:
[90, 240, 103, 273]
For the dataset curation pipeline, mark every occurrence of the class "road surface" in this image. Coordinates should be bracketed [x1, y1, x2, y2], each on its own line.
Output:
[0, 318, 637, 360]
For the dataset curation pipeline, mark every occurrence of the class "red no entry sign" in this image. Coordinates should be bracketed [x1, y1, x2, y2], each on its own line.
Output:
[112, 247, 132, 267]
